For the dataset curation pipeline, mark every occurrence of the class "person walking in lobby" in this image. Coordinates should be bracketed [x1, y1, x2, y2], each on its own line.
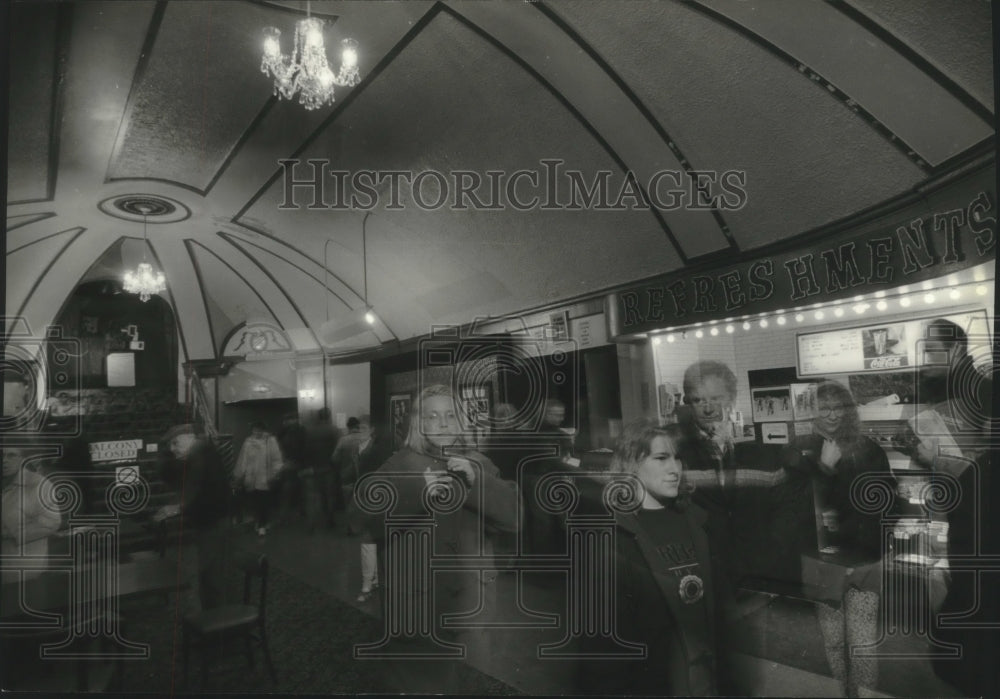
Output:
[232, 422, 284, 537]
[155, 424, 232, 614]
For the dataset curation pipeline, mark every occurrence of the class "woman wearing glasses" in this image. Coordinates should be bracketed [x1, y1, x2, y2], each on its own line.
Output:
[783, 380, 894, 697]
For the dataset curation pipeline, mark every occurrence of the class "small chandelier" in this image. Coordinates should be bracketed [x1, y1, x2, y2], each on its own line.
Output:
[260, 2, 360, 110]
[123, 207, 165, 303]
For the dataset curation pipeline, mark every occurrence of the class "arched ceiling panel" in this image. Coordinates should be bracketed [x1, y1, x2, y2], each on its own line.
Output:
[57, 1, 155, 199]
[549, 0, 928, 250]
[147, 236, 216, 359]
[6, 229, 85, 318]
[187, 240, 284, 354]
[846, 0, 994, 110]
[14, 229, 123, 341]
[241, 9, 681, 340]
[7, 3, 60, 204]
[696, 0, 992, 166]
[222, 234, 382, 346]
[198, 233, 320, 352]
[451, 1, 734, 259]
[6, 217, 63, 252]
[107, 1, 280, 191]
[3, 1, 994, 362]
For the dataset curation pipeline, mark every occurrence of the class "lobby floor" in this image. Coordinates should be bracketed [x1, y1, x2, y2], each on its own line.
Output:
[231, 512, 969, 697]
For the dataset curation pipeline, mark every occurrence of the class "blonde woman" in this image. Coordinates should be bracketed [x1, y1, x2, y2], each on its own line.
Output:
[350, 384, 520, 692]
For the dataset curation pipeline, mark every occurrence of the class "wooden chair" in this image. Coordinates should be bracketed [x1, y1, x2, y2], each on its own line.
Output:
[181, 552, 276, 688]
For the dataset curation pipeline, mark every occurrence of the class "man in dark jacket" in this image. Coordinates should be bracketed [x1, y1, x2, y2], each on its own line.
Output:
[304, 408, 340, 527]
[156, 424, 231, 614]
[276, 413, 308, 521]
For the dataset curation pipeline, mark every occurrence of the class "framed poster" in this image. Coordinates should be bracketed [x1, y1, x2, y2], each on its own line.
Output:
[796, 310, 989, 377]
[106, 352, 136, 387]
[791, 383, 819, 421]
[750, 387, 793, 422]
[389, 393, 411, 451]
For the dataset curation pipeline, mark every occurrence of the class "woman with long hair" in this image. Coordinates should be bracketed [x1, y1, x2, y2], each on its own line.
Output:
[577, 418, 729, 696]
[784, 380, 894, 697]
[349, 384, 521, 693]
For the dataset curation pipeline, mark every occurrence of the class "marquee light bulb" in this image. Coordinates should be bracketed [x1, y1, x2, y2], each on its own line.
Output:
[924, 293, 936, 304]
[833, 307, 844, 317]
[776, 316, 787, 325]
[814, 310, 825, 320]
[695, 329, 704, 339]
[876, 300, 888, 311]
[976, 285, 988, 296]
[794, 314, 804, 323]
[652, 336, 661, 346]
[899, 297, 911, 307]
[666, 334, 675, 343]
[710, 327, 719, 336]
[759, 319, 769, 328]
[742, 322, 751, 331]
[726, 324, 735, 333]
[949, 289, 961, 300]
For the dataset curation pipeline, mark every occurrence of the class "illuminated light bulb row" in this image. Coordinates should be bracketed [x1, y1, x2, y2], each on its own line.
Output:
[651, 281, 990, 344]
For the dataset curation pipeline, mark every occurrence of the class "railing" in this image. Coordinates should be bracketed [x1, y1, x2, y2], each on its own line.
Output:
[186, 370, 235, 474]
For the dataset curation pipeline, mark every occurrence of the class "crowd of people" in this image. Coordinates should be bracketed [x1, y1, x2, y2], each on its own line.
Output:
[1, 317, 992, 696]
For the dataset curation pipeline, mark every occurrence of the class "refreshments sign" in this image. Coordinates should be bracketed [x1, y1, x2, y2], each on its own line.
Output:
[606, 166, 995, 338]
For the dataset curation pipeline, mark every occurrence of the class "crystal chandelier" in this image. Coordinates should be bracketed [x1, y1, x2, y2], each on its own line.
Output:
[122, 208, 166, 302]
[260, 2, 360, 110]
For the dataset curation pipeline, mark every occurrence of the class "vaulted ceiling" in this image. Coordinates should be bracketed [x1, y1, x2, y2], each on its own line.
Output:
[5, 0, 995, 362]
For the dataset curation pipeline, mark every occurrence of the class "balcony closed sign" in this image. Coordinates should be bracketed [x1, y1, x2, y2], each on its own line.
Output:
[90, 439, 142, 463]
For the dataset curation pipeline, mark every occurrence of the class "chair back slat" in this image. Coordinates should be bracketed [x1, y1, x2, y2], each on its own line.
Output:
[230, 552, 267, 610]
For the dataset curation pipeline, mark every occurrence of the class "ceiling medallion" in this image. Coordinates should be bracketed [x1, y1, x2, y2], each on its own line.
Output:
[98, 194, 190, 224]
[260, 2, 361, 110]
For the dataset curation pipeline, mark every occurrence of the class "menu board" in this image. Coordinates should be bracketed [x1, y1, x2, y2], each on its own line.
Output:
[797, 310, 989, 378]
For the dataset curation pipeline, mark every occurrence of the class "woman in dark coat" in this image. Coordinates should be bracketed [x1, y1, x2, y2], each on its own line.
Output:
[577, 419, 730, 696]
[350, 384, 521, 693]
[782, 380, 894, 697]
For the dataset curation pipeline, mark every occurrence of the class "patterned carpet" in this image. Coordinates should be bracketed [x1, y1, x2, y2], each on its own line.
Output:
[117, 563, 518, 694]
